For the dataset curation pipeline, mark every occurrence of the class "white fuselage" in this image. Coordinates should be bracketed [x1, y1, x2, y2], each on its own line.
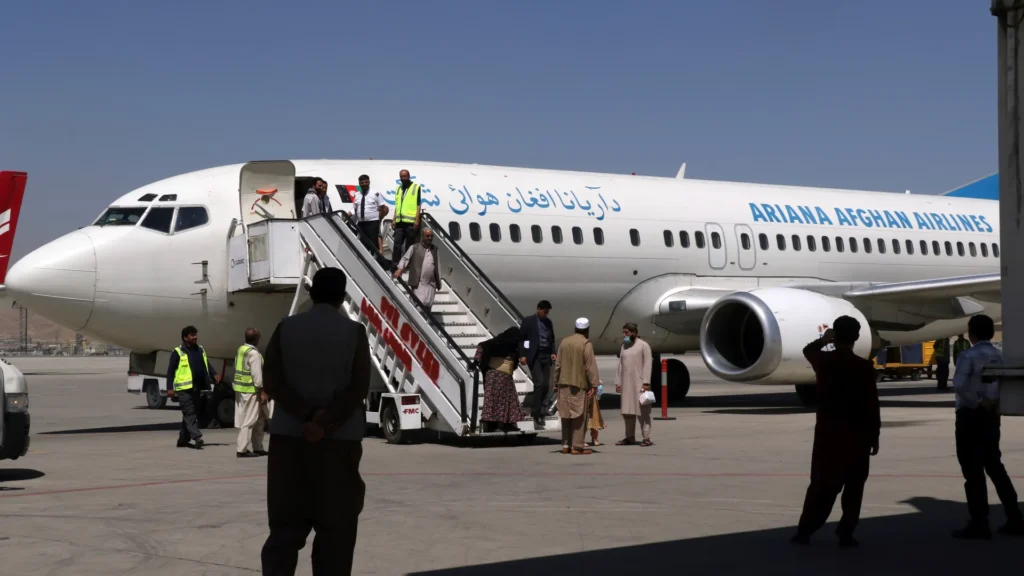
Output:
[5, 160, 1001, 364]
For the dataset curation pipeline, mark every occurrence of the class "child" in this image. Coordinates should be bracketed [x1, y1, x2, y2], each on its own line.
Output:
[587, 380, 605, 446]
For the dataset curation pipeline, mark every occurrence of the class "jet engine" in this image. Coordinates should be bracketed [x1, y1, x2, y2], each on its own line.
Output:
[699, 287, 872, 384]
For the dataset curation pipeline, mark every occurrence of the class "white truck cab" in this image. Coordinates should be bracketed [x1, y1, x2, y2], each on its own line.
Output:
[0, 358, 30, 460]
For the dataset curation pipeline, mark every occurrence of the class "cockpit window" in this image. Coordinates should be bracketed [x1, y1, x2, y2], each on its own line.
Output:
[174, 206, 210, 232]
[94, 207, 147, 226]
[140, 207, 175, 233]
[138, 193, 157, 202]
[159, 194, 178, 202]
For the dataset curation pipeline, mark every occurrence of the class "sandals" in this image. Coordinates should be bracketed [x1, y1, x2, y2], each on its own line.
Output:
[616, 438, 635, 446]
[641, 439, 653, 447]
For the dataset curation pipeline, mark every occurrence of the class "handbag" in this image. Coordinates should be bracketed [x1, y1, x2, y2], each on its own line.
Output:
[639, 390, 656, 406]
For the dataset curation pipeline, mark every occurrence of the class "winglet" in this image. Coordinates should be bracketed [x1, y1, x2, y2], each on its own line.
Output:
[0, 171, 27, 285]
[941, 173, 998, 200]
[675, 163, 686, 180]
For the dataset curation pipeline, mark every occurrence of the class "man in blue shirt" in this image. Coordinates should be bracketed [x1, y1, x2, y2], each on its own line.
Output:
[951, 314, 1024, 540]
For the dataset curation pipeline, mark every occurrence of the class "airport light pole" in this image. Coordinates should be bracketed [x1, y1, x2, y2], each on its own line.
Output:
[988, 0, 1024, 415]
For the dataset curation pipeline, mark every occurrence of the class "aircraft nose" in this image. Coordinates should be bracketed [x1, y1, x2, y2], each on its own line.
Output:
[6, 230, 96, 331]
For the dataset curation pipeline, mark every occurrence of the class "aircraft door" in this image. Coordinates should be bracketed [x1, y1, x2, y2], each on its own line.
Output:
[239, 161, 297, 225]
[734, 224, 756, 270]
[705, 223, 727, 270]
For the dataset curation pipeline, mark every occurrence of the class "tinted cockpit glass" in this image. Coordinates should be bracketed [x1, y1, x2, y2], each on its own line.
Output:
[94, 207, 147, 226]
[175, 207, 210, 232]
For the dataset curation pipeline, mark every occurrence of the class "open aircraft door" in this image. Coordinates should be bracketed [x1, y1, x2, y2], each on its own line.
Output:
[229, 161, 299, 292]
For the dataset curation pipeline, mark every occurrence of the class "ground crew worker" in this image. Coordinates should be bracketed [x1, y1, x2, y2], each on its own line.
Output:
[933, 337, 951, 390]
[390, 169, 422, 269]
[950, 314, 1024, 539]
[792, 316, 880, 548]
[261, 267, 371, 575]
[234, 327, 269, 458]
[553, 318, 600, 455]
[167, 325, 220, 449]
[953, 334, 971, 367]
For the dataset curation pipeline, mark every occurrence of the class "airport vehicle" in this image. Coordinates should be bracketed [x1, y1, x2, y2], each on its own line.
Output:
[1, 161, 1003, 426]
[873, 341, 936, 382]
[0, 358, 30, 460]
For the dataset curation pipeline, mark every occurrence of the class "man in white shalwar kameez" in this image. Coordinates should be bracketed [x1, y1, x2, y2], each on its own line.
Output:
[393, 228, 441, 309]
[233, 328, 269, 458]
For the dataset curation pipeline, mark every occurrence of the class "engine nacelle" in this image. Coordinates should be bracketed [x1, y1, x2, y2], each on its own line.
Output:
[699, 287, 872, 384]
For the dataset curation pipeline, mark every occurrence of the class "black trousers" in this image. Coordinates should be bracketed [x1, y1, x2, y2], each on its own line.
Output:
[262, 435, 365, 576]
[355, 220, 380, 254]
[391, 223, 416, 266]
[177, 390, 203, 443]
[936, 361, 950, 389]
[955, 407, 1023, 528]
[529, 355, 552, 420]
[797, 437, 870, 538]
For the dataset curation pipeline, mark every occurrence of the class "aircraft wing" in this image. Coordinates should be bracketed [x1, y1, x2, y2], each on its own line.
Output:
[841, 273, 1000, 304]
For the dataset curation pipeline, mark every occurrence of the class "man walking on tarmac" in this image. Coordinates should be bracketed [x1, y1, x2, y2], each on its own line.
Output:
[390, 169, 422, 270]
[167, 325, 220, 449]
[233, 328, 268, 459]
[261, 267, 371, 576]
[933, 337, 951, 390]
[553, 318, 600, 455]
[519, 300, 556, 428]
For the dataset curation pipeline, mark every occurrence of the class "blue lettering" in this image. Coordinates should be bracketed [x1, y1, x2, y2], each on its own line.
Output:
[895, 211, 913, 229]
[883, 210, 901, 228]
[845, 208, 860, 226]
[955, 214, 975, 232]
[856, 209, 872, 228]
[798, 205, 817, 224]
[914, 212, 932, 230]
[834, 208, 852, 226]
[930, 213, 949, 231]
[749, 203, 768, 223]
[979, 215, 994, 233]
[761, 204, 782, 223]
[867, 209, 886, 228]
[815, 206, 833, 225]
[775, 204, 788, 223]
[943, 214, 962, 231]
[785, 204, 804, 224]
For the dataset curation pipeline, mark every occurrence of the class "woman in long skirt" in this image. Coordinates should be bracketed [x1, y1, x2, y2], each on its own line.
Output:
[587, 381, 605, 446]
[475, 327, 525, 432]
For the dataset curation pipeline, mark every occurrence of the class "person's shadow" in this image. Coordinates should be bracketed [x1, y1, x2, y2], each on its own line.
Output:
[410, 496, 1023, 575]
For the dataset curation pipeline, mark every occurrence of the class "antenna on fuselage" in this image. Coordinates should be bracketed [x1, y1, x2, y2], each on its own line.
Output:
[676, 163, 687, 180]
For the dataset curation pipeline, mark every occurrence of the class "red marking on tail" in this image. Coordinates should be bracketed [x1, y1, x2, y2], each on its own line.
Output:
[0, 171, 27, 284]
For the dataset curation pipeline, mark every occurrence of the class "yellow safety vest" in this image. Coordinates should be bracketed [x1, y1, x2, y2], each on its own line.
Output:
[232, 344, 262, 394]
[173, 346, 210, 392]
[394, 183, 421, 224]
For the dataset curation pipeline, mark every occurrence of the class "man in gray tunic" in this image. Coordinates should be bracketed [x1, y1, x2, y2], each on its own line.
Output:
[393, 228, 441, 309]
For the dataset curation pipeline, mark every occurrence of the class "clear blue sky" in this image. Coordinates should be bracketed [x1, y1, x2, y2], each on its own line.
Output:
[0, 1, 996, 259]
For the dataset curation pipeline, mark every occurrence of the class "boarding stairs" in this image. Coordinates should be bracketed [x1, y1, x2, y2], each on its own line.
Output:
[289, 212, 558, 440]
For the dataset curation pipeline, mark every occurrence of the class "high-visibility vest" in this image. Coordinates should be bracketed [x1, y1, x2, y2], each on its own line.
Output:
[953, 338, 971, 361]
[173, 346, 210, 392]
[394, 183, 421, 224]
[232, 344, 262, 394]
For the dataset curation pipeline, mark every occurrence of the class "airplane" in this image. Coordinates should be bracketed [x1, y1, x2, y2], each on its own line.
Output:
[0, 161, 1001, 411]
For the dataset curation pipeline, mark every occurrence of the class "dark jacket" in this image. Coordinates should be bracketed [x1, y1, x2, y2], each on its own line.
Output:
[405, 243, 441, 290]
[518, 313, 555, 365]
[803, 342, 880, 449]
[166, 342, 218, 391]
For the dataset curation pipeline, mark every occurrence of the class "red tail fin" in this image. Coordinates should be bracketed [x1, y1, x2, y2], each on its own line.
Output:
[0, 171, 28, 284]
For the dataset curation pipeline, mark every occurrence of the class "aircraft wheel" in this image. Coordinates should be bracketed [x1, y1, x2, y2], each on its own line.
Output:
[795, 384, 817, 407]
[666, 359, 691, 400]
[217, 397, 235, 428]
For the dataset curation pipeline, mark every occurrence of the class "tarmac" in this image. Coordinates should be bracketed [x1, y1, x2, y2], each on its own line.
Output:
[1, 356, 1022, 575]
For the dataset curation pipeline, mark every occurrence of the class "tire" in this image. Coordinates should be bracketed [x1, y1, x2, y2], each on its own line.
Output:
[795, 384, 817, 407]
[382, 402, 403, 444]
[666, 359, 691, 400]
[145, 382, 167, 409]
[217, 397, 234, 428]
[910, 369, 922, 381]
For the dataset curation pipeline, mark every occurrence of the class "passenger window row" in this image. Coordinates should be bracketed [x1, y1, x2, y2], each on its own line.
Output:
[761, 232, 1000, 259]
[447, 222, 637, 247]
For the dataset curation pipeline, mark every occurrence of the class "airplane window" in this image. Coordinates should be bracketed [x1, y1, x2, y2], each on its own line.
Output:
[994, 243, 1001, 257]
[822, 236, 831, 252]
[740, 233, 751, 250]
[159, 194, 178, 202]
[680, 231, 691, 248]
[932, 240, 940, 256]
[573, 226, 584, 245]
[849, 236, 858, 253]
[791, 234, 801, 251]
[711, 232, 722, 249]
[944, 241, 953, 256]
[552, 226, 563, 244]
[594, 227, 605, 245]
[776, 234, 786, 251]
[891, 239, 900, 255]
[531, 224, 543, 243]
[969, 242, 977, 257]
[862, 238, 872, 254]
[806, 235, 816, 252]
[877, 238, 886, 254]
[695, 231, 706, 248]
[94, 206, 147, 227]
[630, 229, 641, 247]
[137, 193, 157, 202]
[905, 239, 914, 255]
[759, 233, 768, 250]
[174, 207, 210, 232]
[490, 223, 502, 242]
[835, 236, 844, 253]
[448, 222, 462, 241]
[140, 207, 174, 233]
[956, 241, 965, 257]
[920, 240, 929, 255]
[663, 230, 674, 248]
[469, 222, 481, 241]
[981, 243, 989, 257]
[510, 224, 521, 243]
